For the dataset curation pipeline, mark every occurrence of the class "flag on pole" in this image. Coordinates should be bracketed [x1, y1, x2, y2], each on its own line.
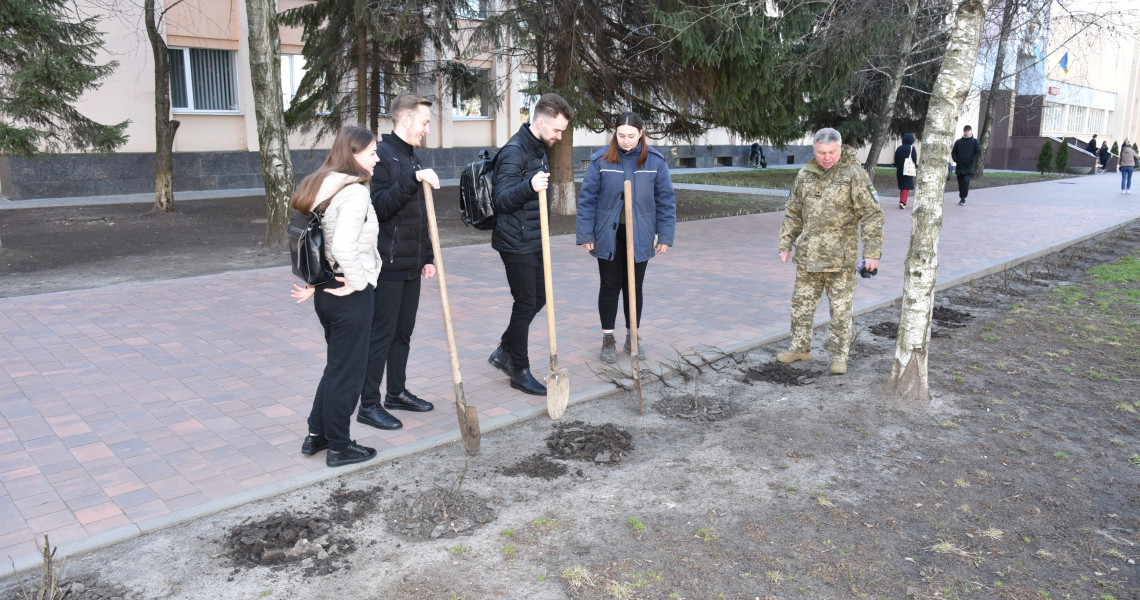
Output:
[1059, 51, 1069, 73]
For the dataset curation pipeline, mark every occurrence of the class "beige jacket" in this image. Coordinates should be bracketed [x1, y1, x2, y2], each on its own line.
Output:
[312, 172, 382, 291]
[1120, 144, 1137, 168]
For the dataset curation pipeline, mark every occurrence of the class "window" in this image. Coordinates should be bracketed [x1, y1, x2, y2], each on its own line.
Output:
[1066, 105, 1085, 133]
[281, 54, 306, 107]
[1086, 109, 1103, 134]
[453, 67, 492, 119]
[377, 68, 412, 116]
[1041, 102, 1063, 133]
[519, 72, 539, 123]
[458, 0, 489, 19]
[169, 48, 239, 112]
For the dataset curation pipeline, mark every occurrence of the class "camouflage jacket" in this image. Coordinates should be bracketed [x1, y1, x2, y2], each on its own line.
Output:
[777, 149, 885, 272]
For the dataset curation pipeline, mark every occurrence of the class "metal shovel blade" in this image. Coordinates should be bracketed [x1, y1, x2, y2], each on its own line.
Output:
[546, 366, 569, 420]
[455, 399, 481, 455]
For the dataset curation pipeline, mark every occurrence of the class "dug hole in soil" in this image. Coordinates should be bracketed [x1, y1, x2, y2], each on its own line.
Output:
[3, 222, 1138, 600]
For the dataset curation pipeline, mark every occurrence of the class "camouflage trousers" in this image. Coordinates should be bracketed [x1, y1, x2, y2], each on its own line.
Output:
[788, 267, 857, 362]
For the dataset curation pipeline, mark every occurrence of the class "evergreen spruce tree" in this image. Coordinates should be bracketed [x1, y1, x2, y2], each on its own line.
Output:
[1111, 141, 1119, 155]
[1036, 140, 1053, 175]
[1054, 138, 1069, 173]
[0, 0, 129, 156]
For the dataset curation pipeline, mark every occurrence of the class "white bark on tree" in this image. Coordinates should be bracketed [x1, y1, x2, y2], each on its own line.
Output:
[245, 0, 295, 246]
[889, 0, 990, 401]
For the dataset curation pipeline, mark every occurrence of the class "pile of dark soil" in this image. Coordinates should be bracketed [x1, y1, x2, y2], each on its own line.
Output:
[652, 395, 739, 421]
[740, 361, 816, 385]
[385, 489, 497, 542]
[327, 483, 384, 524]
[498, 453, 569, 480]
[225, 512, 354, 575]
[870, 305, 974, 340]
[545, 421, 633, 464]
[932, 305, 973, 327]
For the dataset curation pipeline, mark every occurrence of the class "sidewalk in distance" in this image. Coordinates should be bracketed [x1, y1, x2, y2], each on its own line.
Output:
[1, 172, 1137, 573]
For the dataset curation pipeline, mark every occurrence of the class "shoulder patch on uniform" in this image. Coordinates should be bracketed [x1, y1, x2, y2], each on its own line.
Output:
[867, 183, 880, 202]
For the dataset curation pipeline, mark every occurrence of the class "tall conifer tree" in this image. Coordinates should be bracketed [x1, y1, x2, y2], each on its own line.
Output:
[0, 0, 128, 156]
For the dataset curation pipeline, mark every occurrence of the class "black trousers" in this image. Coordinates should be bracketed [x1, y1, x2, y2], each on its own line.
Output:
[499, 252, 545, 369]
[308, 282, 374, 452]
[360, 276, 421, 405]
[956, 172, 973, 199]
[597, 227, 647, 330]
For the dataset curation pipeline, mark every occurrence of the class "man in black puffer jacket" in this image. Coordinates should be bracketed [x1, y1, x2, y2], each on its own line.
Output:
[357, 94, 441, 431]
[487, 93, 574, 395]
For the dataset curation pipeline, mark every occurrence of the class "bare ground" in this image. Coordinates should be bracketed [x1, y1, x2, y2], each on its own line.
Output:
[3, 220, 1138, 599]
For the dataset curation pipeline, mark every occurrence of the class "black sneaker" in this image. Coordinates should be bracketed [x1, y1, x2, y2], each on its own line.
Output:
[326, 441, 377, 467]
[958, 199, 966, 206]
[301, 433, 328, 456]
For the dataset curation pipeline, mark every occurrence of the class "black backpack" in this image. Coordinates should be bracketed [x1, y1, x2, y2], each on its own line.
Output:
[287, 198, 336, 285]
[459, 141, 520, 230]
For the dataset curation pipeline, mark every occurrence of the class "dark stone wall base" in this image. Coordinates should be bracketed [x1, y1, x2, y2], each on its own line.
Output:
[2, 144, 811, 200]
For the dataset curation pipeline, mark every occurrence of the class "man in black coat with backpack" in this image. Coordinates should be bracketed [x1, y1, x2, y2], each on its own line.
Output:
[486, 93, 574, 396]
[356, 94, 441, 430]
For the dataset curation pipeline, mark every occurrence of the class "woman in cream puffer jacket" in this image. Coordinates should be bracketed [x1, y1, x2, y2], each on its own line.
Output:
[1119, 140, 1136, 194]
[288, 126, 384, 468]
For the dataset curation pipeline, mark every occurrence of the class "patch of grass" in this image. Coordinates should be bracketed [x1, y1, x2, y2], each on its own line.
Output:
[502, 545, 516, 557]
[1054, 450, 1071, 460]
[1127, 453, 1140, 466]
[696, 526, 718, 543]
[1088, 254, 1140, 283]
[627, 517, 645, 532]
[562, 566, 594, 589]
[532, 517, 558, 528]
[449, 544, 469, 554]
[501, 528, 516, 537]
[981, 528, 1004, 541]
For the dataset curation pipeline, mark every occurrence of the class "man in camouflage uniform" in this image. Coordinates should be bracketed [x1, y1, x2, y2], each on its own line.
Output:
[777, 128, 884, 375]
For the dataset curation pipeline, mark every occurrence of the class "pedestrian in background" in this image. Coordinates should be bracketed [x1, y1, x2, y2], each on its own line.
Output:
[951, 125, 982, 206]
[576, 111, 676, 363]
[1098, 141, 1110, 173]
[1119, 139, 1135, 194]
[1087, 134, 1098, 154]
[289, 126, 383, 468]
[893, 133, 918, 209]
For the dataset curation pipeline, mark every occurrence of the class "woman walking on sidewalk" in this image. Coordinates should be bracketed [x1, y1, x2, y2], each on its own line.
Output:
[289, 126, 383, 468]
[576, 111, 676, 362]
[893, 133, 918, 209]
[1119, 140, 1135, 194]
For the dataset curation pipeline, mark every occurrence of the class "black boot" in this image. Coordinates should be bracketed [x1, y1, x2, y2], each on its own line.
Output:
[356, 403, 403, 430]
[385, 389, 434, 412]
[510, 366, 547, 396]
[326, 440, 376, 467]
[488, 344, 513, 377]
[300, 433, 328, 456]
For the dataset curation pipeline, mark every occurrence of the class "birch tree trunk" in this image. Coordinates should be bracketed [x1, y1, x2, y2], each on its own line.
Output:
[863, 0, 919, 181]
[144, 0, 179, 213]
[976, 0, 1019, 177]
[245, 0, 296, 247]
[889, 0, 990, 401]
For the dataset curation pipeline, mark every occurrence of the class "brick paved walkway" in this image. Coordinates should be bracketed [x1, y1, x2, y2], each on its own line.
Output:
[2, 172, 1137, 573]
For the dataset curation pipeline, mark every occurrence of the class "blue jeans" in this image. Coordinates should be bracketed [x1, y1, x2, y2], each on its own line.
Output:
[1122, 166, 1134, 190]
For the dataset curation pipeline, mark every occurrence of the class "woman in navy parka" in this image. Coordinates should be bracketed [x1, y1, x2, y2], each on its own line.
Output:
[576, 111, 676, 363]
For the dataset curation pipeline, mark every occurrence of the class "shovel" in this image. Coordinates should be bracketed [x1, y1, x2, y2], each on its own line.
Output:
[538, 189, 569, 420]
[623, 181, 643, 414]
[422, 182, 480, 454]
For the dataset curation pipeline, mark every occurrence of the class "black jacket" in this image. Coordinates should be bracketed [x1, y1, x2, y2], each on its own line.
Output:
[371, 132, 434, 280]
[951, 137, 982, 175]
[491, 124, 549, 255]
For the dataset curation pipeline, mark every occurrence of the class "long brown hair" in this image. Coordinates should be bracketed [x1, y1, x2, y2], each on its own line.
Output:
[602, 111, 648, 168]
[290, 126, 376, 214]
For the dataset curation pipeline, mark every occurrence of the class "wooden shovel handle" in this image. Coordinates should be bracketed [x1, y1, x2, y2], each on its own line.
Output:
[422, 183, 463, 387]
[538, 189, 558, 363]
[623, 181, 639, 354]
